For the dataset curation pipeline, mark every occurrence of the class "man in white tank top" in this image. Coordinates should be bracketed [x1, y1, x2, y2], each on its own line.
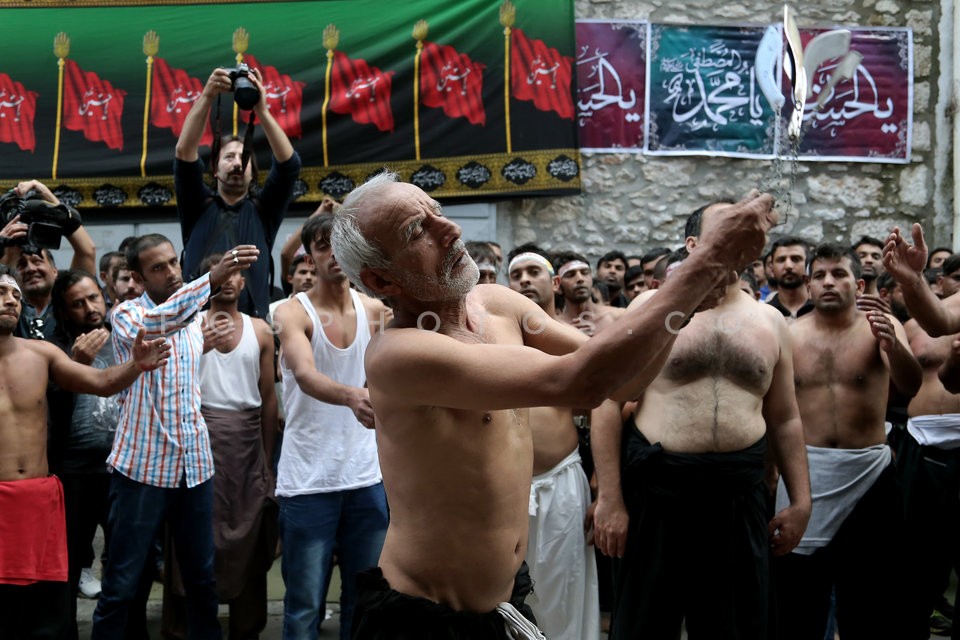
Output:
[161, 254, 279, 639]
[273, 213, 391, 640]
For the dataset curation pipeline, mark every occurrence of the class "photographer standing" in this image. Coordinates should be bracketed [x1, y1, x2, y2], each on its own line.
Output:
[0, 179, 96, 341]
[175, 66, 301, 319]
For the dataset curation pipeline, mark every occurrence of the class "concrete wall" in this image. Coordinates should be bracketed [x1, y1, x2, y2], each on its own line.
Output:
[496, 0, 953, 261]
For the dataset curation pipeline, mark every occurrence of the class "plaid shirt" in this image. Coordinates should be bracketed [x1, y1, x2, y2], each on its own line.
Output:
[107, 274, 213, 488]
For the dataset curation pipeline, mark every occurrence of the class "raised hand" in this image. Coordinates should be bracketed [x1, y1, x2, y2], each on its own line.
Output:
[132, 327, 171, 372]
[882, 224, 927, 284]
[71, 327, 110, 365]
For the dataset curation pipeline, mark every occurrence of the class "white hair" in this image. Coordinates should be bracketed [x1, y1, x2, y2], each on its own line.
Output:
[331, 170, 399, 297]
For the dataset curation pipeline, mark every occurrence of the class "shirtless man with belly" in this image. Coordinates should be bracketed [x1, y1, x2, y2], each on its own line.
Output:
[592, 201, 810, 640]
[329, 174, 776, 639]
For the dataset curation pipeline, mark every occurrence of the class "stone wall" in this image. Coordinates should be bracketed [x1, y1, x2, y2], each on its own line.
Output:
[496, 0, 952, 261]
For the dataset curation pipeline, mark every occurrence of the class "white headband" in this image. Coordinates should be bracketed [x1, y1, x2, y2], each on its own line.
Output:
[0, 274, 21, 295]
[477, 261, 497, 274]
[558, 260, 590, 278]
[508, 252, 554, 275]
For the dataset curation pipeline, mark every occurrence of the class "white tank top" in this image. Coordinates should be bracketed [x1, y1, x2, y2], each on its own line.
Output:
[198, 312, 261, 410]
[276, 290, 381, 496]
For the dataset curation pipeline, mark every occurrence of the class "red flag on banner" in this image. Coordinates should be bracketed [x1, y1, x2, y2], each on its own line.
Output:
[419, 42, 486, 126]
[62, 59, 126, 151]
[0, 73, 39, 152]
[329, 51, 395, 133]
[151, 58, 212, 146]
[511, 29, 574, 120]
[242, 54, 306, 139]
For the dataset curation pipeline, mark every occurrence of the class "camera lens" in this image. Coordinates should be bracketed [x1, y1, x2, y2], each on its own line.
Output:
[233, 76, 260, 110]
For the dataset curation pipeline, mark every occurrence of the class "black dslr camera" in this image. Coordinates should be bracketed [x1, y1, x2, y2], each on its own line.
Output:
[0, 188, 82, 252]
[225, 63, 260, 110]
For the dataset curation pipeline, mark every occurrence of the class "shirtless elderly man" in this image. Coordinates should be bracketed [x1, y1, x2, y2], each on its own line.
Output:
[329, 172, 776, 638]
[592, 201, 811, 640]
[0, 267, 168, 640]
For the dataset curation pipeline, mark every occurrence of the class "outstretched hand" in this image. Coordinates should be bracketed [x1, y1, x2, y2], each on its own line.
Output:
[209, 245, 259, 290]
[132, 328, 171, 372]
[882, 224, 927, 284]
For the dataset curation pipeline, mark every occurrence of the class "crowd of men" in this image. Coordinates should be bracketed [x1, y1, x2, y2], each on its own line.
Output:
[4, 62, 960, 640]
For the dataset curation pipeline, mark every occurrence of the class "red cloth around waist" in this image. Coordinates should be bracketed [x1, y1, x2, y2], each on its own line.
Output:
[0, 475, 68, 585]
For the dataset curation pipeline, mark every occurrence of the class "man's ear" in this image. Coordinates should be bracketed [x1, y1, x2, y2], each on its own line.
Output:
[684, 236, 698, 253]
[131, 271, 145, 286]
[360, 267, 401, 298]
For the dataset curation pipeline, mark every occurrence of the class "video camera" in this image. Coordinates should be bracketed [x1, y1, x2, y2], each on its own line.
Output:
[225, 63, 260, 110]
[0, 188, 82, 252]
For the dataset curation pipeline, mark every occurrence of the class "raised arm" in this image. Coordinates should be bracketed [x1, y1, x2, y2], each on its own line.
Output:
[274, 298, 375, 428]
[175, 69, 229, 162]
[370, 193, 777, 411]
[248, 68, 294, 163]
[883, 224, 960, 336]
[47, 328, 169, 396]
[872, 311, 922, 397]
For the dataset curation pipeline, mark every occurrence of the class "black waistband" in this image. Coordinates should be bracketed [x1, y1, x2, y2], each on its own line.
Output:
[622, 423, 767, 498]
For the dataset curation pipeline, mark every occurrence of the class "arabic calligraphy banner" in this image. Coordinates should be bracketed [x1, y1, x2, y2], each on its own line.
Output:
[575, 20, 646, 152]
[795, 27, 911, 163]
[645, 24, 777, 158]
[0, 0, 581, 209]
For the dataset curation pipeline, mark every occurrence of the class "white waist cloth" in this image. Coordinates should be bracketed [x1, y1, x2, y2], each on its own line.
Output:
[529, 448, 583, 516]
[907, 414, 960, 449]
[497, 602, 546, 640]
[525, 448, 600, 640]
[776, 444, 891, 556]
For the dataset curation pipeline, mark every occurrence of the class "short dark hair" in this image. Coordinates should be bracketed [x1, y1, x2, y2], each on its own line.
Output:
[99, 250, 122, 277]
[289, 253, 310, 276]
[507, 242, 550, 265]
[851, 235, 884, 252]
[770, 236, 811, 259]
[125, 234, 172, 274]
[596, 250, 627, 271]
[553, 250, 591, 273]
[199, 253, 223, 275]
[625, 264, 644, 284]
[807, 242, 862, 280]
[301, 214, 335, 252]
[640, 247, 671, 266]
[877, 271, 896, 292]
[928, 247, 953, 269]
[739, 268, 758, 294]
[52, 269, 101, 341]
[684, 200, 734, 239]
[465, 240, 497, 266]
[941, 254, 960, 276]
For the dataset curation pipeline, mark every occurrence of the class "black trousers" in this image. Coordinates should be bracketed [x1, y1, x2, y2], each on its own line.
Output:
[611, 428, 770, 640]
[771, 464, 922, 640]
[61, 472, 110, 640]
[895, 433, 960, 640]
[0, 581, 71, 640]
